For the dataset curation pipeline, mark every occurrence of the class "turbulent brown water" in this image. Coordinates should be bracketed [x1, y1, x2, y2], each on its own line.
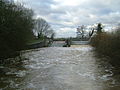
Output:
[0, 43, 120, 90]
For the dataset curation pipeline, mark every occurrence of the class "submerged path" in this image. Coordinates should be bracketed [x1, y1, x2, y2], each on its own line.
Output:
[0, 43, 120, 90]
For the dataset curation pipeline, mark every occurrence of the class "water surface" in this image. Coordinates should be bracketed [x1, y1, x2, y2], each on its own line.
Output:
[0, 44, 120, 90]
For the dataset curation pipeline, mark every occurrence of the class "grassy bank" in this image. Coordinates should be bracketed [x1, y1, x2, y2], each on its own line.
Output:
[91, 29, 120, 67]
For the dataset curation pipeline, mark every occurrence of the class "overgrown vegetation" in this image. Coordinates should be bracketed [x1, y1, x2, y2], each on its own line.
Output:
[0, 0, 34, 59]
[91, 25, 120, 67]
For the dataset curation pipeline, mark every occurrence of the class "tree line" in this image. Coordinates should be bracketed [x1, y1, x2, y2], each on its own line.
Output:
[0, 0, 55, 59]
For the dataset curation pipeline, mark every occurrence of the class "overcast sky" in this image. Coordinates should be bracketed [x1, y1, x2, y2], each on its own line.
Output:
[15, 0, 120, 37]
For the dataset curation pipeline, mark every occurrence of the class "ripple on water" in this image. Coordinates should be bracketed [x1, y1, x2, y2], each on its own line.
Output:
[0, 45, 120, 90]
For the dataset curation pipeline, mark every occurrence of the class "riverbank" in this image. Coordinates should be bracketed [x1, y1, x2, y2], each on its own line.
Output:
[26, 39, 53, 49]
[91, 30, 120, 68]
[0, 39, 53, 60]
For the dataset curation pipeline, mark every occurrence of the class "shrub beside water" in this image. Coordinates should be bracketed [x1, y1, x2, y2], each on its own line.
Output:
[91, 29, 120, 67]
[0, 0, 34, 59]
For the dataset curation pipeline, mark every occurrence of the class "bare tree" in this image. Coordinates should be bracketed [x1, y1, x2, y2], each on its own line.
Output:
[76, 25, 86, 39]
[89, 27, 94, 37]
[35, 18, 51, 38]
[44, 29, 54, 38]
[51, 33, 55, 40]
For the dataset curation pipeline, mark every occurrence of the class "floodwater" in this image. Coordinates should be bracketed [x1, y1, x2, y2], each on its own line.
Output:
[0, 43, 120, 90]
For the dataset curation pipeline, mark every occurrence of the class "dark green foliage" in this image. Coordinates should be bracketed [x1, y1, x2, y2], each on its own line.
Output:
[0, 0, 34, 59]
[91, 29, 120, 67]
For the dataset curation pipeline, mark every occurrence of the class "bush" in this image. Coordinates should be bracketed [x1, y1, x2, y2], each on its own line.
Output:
[91, 30, 120, 67]
[0, 0, 34, 59]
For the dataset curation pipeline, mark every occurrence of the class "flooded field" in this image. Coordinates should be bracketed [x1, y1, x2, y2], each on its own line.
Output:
[0, 44, 120, 90]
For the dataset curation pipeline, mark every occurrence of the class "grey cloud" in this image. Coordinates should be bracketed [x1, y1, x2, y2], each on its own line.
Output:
[17, 0, 120, 37]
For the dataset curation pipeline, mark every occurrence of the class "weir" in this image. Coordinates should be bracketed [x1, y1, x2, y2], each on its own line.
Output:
[51, 40, 90, 47]
[71, 41, 90, 45]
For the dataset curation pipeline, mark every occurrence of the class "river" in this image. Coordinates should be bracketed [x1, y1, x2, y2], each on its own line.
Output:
[0, 42, 120, 90]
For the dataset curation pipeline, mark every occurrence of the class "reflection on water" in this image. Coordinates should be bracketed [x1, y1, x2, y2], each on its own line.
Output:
[0, 45, 120, 90]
